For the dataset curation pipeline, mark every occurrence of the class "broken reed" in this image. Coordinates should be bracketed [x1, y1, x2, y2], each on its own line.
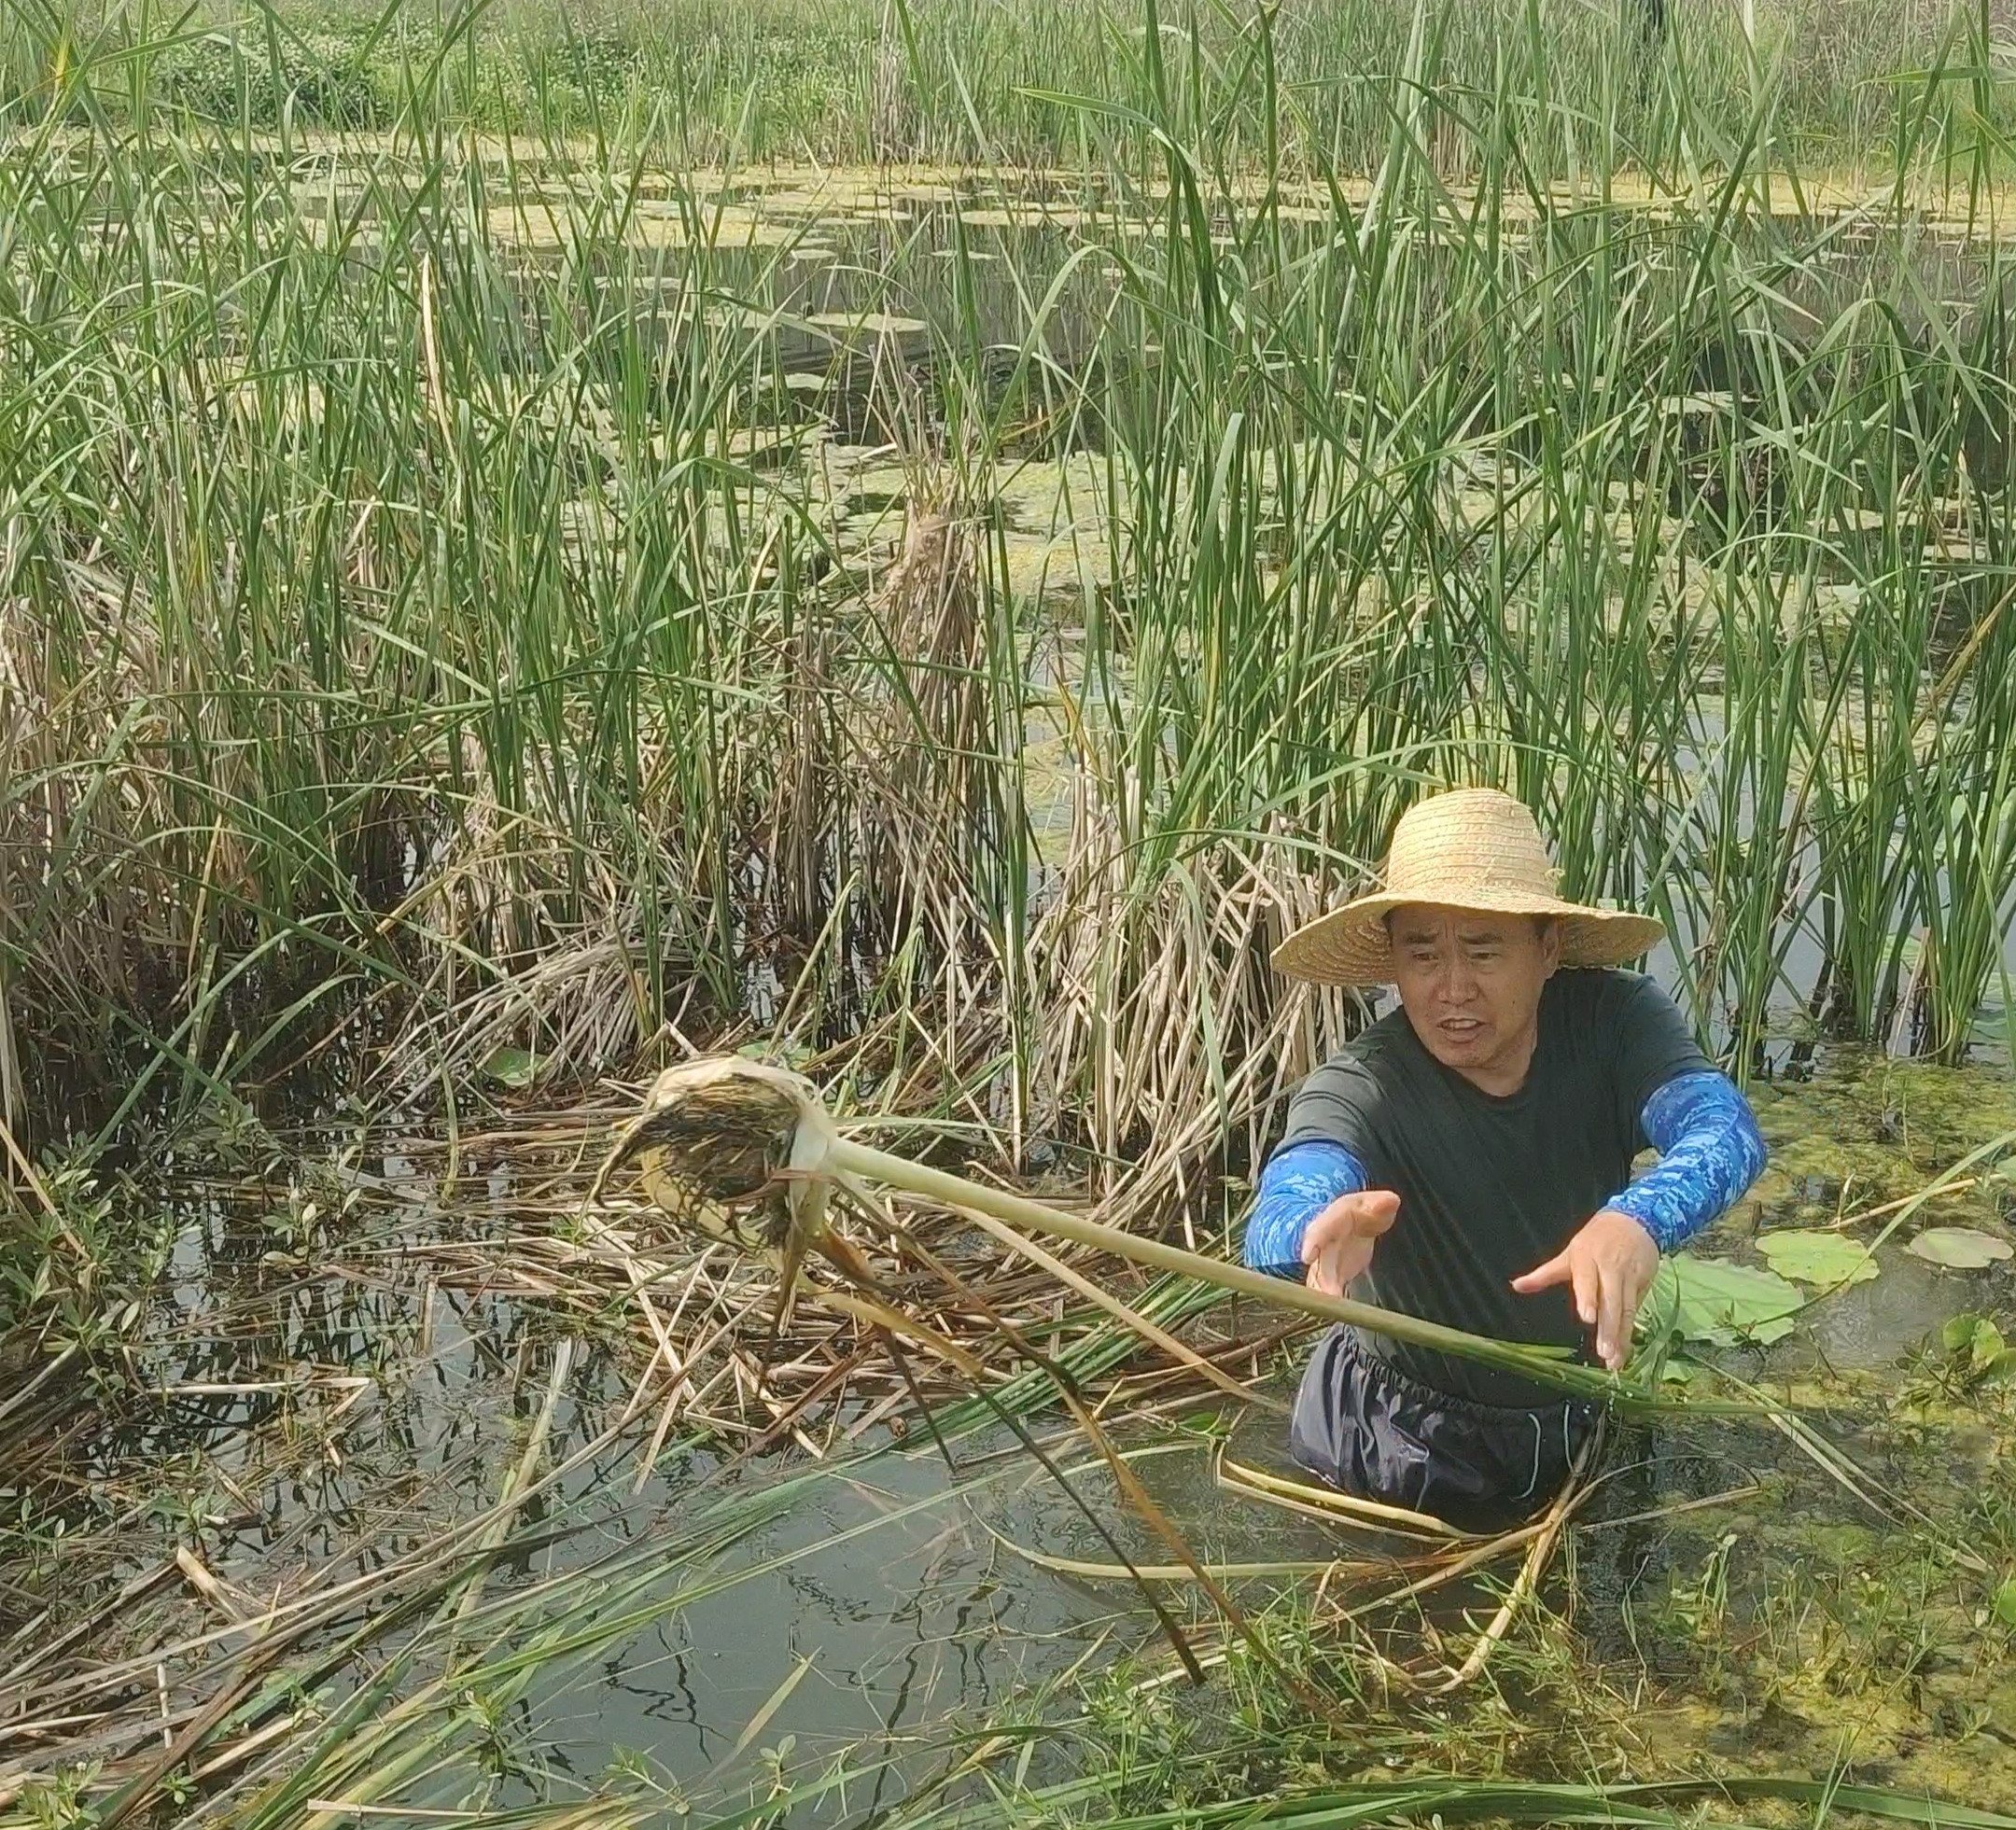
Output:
[4, 0, 2016, 1169]
[597, 1056, 1679, 1404]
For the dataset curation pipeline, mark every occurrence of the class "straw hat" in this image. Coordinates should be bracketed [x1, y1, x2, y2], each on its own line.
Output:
[1272, 789, 1665, 986]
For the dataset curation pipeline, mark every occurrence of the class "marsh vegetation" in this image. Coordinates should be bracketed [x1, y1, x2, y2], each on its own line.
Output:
[8, 0, 2016, 1823]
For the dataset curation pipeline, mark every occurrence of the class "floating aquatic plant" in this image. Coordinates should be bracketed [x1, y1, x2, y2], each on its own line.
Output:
[1754, 1229, 1881, 1289]
[1640, 1254, 1804, 1348]
[1906, 1226, 2016, 1269]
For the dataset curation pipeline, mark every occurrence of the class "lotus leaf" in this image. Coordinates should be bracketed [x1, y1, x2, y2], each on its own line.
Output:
[1905, 1226, 2013, 1269]
[1754, 1229, 1880, 1288]
[807, 311, 929, 337]
[1645, 1253, 1804, 1347]
[1943, 1312, 1982, 1353]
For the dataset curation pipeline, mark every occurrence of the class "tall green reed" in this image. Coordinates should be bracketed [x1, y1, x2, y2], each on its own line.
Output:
[7, 0, 2016, 1167]
[134, 0, 2016, 173]
[1001, 0, 2016, 1107]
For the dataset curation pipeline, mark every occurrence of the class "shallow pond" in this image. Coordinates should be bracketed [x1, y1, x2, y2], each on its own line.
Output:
[9, 1051, 2016, 1823]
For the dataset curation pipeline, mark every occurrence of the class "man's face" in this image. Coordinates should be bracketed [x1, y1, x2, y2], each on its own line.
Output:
[1387, 904, 1561, 1087]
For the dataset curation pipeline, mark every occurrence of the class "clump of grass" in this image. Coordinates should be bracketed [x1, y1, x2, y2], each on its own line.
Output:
[6, 0, 2016, 1215]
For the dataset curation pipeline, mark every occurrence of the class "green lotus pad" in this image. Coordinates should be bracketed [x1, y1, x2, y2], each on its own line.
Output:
[1905, 1225, 2014, 1269]
[1644, 1252, 1805, 1346]
[1754, 1229, 1881, 1288]
[481, 1045, 539, 1089]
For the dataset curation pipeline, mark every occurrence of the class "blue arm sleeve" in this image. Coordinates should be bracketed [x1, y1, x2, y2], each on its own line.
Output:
[1605, 1070, 1768, 1252]
[1241, 1139, 1366, 1278]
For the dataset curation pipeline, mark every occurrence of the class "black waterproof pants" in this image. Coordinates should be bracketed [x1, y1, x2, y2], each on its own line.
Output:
[1288, 1325, 1600, 1534]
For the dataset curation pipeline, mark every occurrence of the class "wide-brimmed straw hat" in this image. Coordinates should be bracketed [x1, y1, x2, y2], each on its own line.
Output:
[1272, 788, 1665, 986]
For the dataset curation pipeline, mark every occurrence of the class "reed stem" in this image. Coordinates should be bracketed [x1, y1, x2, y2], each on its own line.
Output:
[827, 1136, 1631, 1401]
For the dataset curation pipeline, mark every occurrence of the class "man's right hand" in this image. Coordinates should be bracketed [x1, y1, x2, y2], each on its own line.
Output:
[1300, 1190, 1400, 1296]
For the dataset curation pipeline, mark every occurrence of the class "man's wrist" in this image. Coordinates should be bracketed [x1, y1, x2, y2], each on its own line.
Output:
[1602, 1190, 1678, 1254]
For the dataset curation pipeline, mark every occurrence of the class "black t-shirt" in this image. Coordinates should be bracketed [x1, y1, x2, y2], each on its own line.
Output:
[1278, 968, 1710, 1406]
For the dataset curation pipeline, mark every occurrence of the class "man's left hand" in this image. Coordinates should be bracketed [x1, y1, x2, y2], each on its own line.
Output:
[1511, 1209, 1659, 1372]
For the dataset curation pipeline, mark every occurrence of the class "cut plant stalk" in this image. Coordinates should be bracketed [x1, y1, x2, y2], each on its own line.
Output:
[593, 1056, 1698, 1408]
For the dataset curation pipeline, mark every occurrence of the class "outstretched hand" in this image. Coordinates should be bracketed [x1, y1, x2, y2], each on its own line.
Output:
[1300, 1189, 1401, 1297]
[1511, 1208, 1659, 1371]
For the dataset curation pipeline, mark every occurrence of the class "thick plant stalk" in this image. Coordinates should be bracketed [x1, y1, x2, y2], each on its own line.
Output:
[827, 1136, 1617, 1395]
[593, 1056, 1642, 1404]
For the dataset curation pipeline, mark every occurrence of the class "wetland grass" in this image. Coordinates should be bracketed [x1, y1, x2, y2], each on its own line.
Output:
[8, 0, 2016, 1156]
[9, 0, 2016, 1823]
[22, 0, 2009, 172]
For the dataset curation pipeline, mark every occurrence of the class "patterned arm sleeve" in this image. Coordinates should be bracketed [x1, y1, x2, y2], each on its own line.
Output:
[1241, 1139, 1366, 1278]
[1605, 1070, 1768, 1253]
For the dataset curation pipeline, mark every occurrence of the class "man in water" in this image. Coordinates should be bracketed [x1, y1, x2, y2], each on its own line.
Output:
[1247, 788, 1767, 1531]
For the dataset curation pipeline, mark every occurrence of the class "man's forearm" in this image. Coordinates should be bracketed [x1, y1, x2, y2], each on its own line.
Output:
[1606, 1070, 1767, 1252]
[1242, 1139, 1366, 1277]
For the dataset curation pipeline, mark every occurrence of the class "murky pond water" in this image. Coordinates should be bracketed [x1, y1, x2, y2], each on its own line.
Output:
[15, 1046, 2016, 1821]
